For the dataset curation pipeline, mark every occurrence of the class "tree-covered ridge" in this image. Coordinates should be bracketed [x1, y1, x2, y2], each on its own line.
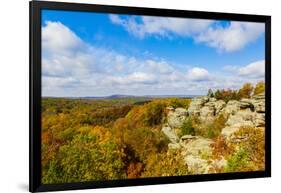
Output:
[41, 82, 265, 183]
[42, 97, 191, 183]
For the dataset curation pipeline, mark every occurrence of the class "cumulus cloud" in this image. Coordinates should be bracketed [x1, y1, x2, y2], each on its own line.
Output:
[109, 14, 213, 38]
[42, 20, 264, 97]
[109, 15, 264, 52]
[42, 21, 83, 56]
[42, 21, 186, 96]
[238, 60, 265, 78]
[103, 72, 157, 85]
[187, 67, 210, 81]
[195, 22, 264, 52]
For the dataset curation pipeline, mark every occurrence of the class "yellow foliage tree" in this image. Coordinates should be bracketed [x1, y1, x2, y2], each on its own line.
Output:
[254, 81, 265, 95]
[238, 83, 254, 98]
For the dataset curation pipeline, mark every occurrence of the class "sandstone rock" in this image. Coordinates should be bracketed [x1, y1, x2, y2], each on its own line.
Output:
[188, 96, 209, 116]
[175, 107, 188, 115]
[200, 105, 215, 123]
[252, 93, 265, 113]
[225, 109, 255, 127]
[181, 137, 213, 154]
[255, 113, 265, 127]
[161, 124, 179, 143]
[253, 93, 265, 100]
[166, 106, 175, 111]
[253, 101, 265, 113]
[168, 143, 181, 149]
[221, 126, 240, 139]
[222, 100, 241, 116]
[181, 137, 213, 174]
[180, 135, 198, 141]
[183, 155, 210, 174]
[214, 100, 226, 114]
[167, 107, 188, 128]
[240, 98, 254, 109]
[211, 158, 227, 170]
[222, 109, 256, 140]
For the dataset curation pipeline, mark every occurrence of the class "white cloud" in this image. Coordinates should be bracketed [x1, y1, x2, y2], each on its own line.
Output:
[42, 21, 83, 56]
[196, 22, 264, 52]
[104, 72, 157, 85]
[42, 21, 186, 96]
[187, 67, 211, 81]
[42, 21, 264, 97]
[109, 14, 213, 38]
[109, 15, 264, 52]
[238, 60, 265, 78]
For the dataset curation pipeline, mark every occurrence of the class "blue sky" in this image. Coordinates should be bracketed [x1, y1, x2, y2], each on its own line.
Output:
[41, 10, 265, 97]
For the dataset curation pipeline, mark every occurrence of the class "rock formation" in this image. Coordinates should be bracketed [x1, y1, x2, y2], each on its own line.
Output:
[167, 107, 188, 128]
[161, 92, 265, 174]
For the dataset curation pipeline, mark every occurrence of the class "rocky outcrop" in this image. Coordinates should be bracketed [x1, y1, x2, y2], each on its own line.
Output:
[161, 92, 265, 174]
[214, 100, 226, 114]
[188, 97, 209, 116]
[221, 100, 241, 116]
[167, 107, 188, 128]
[252, 94, 265, 113]
[221, 93, 265, 141]
[180, 135, 226, 173]
[188, 97, 226, 123]
[161, 124, 179, 144]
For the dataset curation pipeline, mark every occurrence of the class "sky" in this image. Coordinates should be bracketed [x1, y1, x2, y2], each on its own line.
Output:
[41, 10, 265, 97]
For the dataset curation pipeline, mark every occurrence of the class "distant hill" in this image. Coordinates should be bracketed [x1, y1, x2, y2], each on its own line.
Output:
[43, 94, 202, 100]
[82, 94, 201, 99]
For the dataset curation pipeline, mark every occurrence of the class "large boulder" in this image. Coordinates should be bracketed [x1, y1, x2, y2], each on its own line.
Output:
[252, 93, 265, 113]
[161, 124, 179, 143]
[200, 104, 215, 123]
[168, 143, 181, 149]
[221, 100, 241, 116]
[240, 98, 255, 110]
[214, 100, 226, 114]
[225, 109, 255, 127]
[167, 107, 188, 128]
[183, 155, 210, 174]
[188, 96, 209, 116]
[221, 109, 256, 141]
[253, 93, 265, 100]
[181, 137, 214, 174]
[255, 113, 265, 127]
[181, 137, 213, 154]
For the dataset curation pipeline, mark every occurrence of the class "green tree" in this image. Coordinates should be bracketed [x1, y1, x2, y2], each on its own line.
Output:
[180, 118, 195, 136]
[214, 89, 222, 100]
[207, 89, 214, 97]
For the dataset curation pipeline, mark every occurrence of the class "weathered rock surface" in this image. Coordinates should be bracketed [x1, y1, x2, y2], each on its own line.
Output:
[251, 94, 265, 113]
[161, 92, 265, 173]
[167, 107, 188, 128]
[214, 100, 226, 114]
[168, 142, 181, 149]
[240, 98, 254, 109]
[255, 113, 265, 127]
[222, 100, 241, 116]
[181, 136, 213, 173]
[220, 93, 265, 141]
[181, 137, 213, 153]
[161, 124, 179, 143]
[188, 97, 209, 116]
[188, 97, 226, 123]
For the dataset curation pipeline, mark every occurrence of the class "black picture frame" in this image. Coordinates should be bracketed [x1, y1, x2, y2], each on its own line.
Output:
[30, 1, 271, 192]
